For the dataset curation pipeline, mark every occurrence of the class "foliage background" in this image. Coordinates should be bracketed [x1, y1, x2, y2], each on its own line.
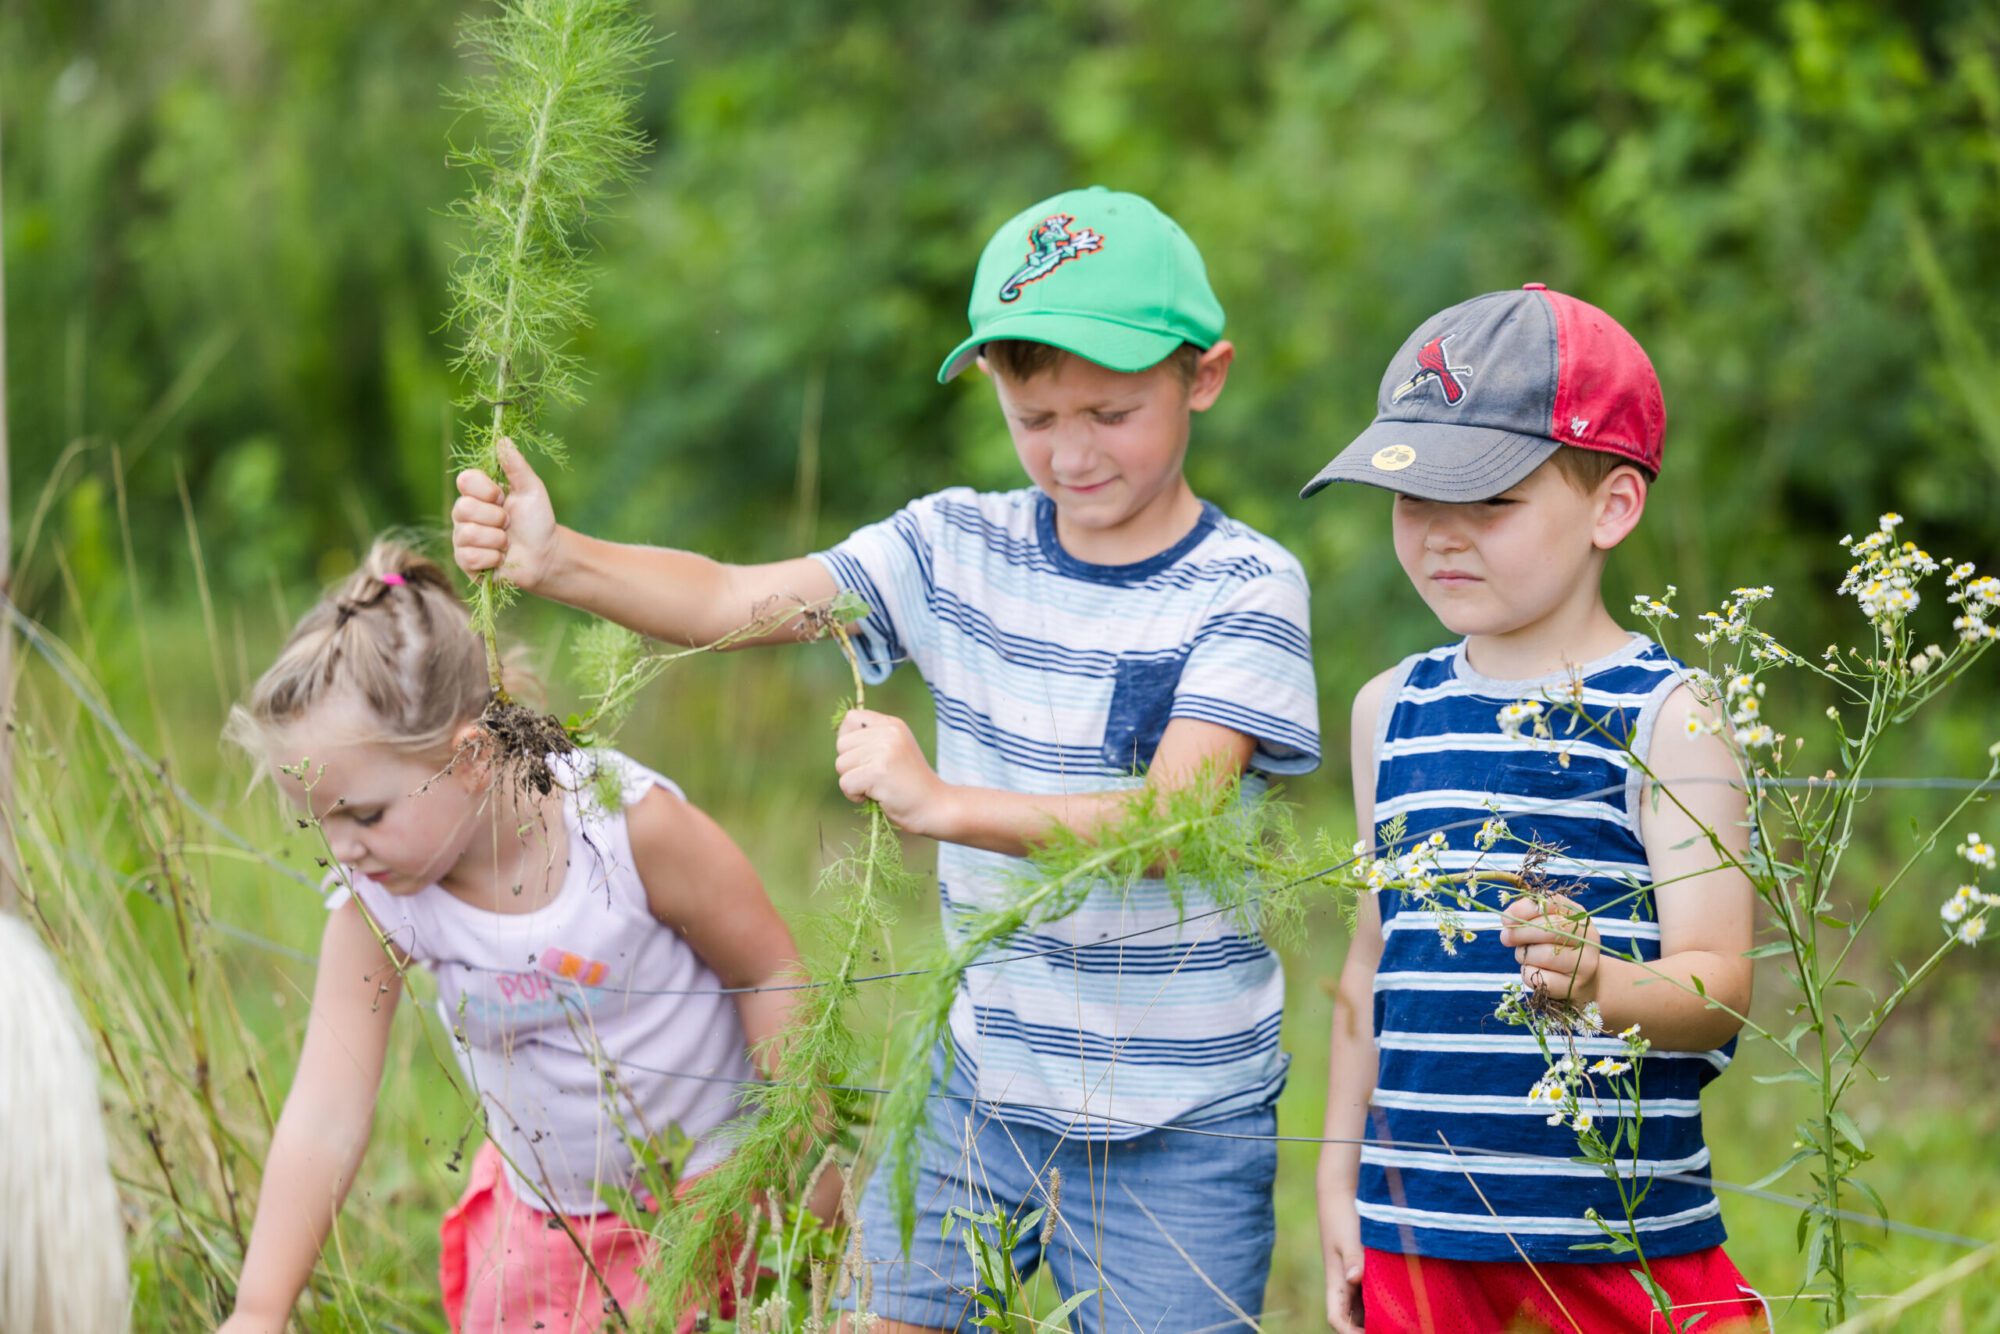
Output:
[6, 0, 2000, 1327]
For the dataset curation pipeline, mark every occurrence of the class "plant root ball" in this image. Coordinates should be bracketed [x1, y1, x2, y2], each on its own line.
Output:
[477, 698, 579, 798]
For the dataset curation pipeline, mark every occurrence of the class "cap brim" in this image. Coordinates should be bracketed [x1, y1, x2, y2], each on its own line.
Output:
[1299, 419, 1560, 502]
[937, 313, 1185, 383]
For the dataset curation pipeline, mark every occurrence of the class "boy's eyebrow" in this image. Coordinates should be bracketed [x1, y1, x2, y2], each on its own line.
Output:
[1011, 393, 1147, 415]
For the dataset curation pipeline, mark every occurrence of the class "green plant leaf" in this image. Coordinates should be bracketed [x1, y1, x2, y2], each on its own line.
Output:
[1046, 1287, 1100, 1324]
[1747, 1147, 1816, 1191]
[1848, 1174, 1891, 1224]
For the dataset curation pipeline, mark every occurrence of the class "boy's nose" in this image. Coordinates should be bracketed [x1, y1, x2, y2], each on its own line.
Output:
[1424, 522, 1470, 554]
[1048, 429, 1097, 478]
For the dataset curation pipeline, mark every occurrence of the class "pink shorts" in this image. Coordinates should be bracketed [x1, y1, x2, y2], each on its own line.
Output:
[1362, 1245, 1770, 1332]
[439, 1142, 742, 1334]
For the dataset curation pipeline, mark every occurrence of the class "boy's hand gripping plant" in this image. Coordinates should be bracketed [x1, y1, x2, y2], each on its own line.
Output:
[1491, 514, 1997, 1327]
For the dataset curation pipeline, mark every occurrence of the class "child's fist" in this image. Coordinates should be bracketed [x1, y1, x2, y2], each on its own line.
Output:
[835, 709, 953, 839]
[1317, 1197, 1365, 1331]
[452, 438, 560, 591]
[1499, 895, 1601, 1003]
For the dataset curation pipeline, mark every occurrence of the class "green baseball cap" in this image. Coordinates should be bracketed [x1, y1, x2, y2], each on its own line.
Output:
[937, 186, 1226, 383]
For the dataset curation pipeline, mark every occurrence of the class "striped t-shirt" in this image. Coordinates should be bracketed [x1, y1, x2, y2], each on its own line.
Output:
[1360, 634, 1731, 1261]
[815, 487, 1319, 1136]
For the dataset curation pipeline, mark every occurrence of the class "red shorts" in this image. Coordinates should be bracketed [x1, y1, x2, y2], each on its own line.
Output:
[439, 1142, 745, 1333]
[1362, 1246, 1770, 1332]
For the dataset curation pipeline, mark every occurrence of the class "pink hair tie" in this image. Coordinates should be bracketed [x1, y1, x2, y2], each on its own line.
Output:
[379, 572, 408, 587]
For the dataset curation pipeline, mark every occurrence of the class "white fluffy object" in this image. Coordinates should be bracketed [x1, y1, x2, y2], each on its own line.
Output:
[0, 912, 129, 1333]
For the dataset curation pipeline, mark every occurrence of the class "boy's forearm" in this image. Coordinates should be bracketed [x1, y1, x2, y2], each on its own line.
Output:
[537, 528, 751, 646]
[1592, 951, 1750, 1051]
[926, 785, 1136, 857]
[1318, 979, 1379, 1193]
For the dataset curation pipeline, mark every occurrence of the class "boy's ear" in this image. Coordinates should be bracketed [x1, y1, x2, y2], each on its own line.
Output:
[1187, 340, 1235, 412]
[1591, 466, 1649, 551]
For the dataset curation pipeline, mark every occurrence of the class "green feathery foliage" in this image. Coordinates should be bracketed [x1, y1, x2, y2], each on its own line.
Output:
[647, 615, 916, 1323]
[444, 0, 652, 687]
[877, 773, 1354, 1247]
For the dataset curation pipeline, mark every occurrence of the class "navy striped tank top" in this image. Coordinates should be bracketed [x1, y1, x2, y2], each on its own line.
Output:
[1359, 634, 1731, 1262]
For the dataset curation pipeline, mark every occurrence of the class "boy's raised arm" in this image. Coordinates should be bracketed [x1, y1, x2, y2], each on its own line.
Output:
[452, 439, 838, 647]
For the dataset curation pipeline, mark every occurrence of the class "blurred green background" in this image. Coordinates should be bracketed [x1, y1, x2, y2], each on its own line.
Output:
[7, 0, 2000, 1328]
[8, 0, 2000, 643]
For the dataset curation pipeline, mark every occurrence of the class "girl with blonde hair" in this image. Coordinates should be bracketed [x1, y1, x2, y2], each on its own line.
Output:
[219, 542, 811, 1332]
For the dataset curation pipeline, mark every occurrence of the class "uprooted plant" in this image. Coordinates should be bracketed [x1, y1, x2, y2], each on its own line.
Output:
[443, 0, 653, 767]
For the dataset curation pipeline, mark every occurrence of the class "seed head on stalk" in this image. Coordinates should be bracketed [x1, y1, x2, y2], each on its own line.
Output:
[444, 0, 653, 694]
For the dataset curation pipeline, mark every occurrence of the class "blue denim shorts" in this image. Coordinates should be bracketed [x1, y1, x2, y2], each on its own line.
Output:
[841, 1049, 1277, 1332]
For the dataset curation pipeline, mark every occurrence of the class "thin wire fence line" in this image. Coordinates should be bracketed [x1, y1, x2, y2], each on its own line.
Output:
[9, 598, 1996, 1262]
[499, 1044, 1992, 1254]
[13, 591, 1999, 1003]
[208, 756, 1997, 998]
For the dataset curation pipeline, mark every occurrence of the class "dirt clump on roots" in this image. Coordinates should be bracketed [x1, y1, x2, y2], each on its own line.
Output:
[477, 697, 579, 798]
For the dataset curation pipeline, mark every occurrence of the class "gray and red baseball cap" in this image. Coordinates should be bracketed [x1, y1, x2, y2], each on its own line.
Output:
[1301, 284, 1665, 502]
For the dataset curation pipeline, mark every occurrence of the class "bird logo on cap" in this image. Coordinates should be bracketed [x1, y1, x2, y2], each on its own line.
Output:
[1391, 334, 1473, 406]
[998, 214, 1104, 302]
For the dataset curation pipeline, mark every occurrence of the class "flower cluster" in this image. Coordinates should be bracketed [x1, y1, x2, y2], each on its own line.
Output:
[1496, 701, 1545, 741]
[1506, 1001, 1647, 1135]
[1525, 1056, 1584, 1128]
[1724, 672, 1774, 749]
[1693, 585, 1774, 647]
[1688, 585, 1804, 668]
[1352, 831, 1484, 951]
[1630, 586, 1679, 622]
[1942, 834, 1999, 947]
[1959, 832, 1997, 871]
[1947, 563, 2000, 643]
[1838, 514, 1938, 631]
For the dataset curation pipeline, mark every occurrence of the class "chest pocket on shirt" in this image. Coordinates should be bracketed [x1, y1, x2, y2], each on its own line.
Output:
[1491, 750, 1612, 869]
[1102, 652, 1188, 773]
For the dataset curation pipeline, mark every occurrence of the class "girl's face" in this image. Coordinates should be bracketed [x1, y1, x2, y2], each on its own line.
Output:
[1390, 460, 1645, 640]
[266, 700, 487, 895]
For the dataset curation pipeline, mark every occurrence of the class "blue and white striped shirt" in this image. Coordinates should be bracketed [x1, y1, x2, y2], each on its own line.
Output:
[1360, 635, 1730, 1261]
[815, 487, 1319, 1136]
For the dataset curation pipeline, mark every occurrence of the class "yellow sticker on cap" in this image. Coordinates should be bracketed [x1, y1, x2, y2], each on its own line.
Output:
[1372, 444, 1417, 472]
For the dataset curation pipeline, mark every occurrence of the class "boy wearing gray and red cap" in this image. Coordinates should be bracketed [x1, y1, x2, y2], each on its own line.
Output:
[1306, 286, 1768, 1331]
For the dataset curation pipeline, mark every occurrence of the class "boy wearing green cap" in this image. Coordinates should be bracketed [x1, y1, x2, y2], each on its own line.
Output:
[453, 187, 1319, 1330]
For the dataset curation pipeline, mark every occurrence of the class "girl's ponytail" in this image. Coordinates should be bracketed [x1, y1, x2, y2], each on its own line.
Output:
[227, 539, 536, 762]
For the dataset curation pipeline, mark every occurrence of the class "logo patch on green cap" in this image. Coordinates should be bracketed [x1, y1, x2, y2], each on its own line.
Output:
[998, 214, 1103, 303]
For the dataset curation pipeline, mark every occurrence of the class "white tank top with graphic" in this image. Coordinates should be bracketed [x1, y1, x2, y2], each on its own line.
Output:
[327, 750, 754, 1215]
